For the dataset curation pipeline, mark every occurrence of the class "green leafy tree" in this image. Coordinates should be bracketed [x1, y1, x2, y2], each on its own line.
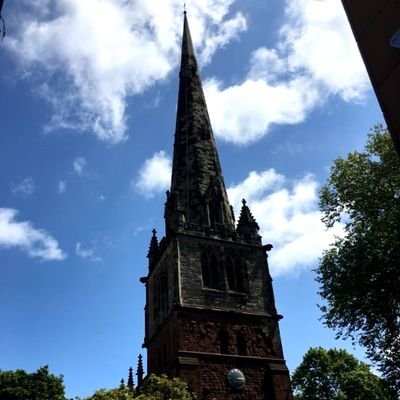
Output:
[317, 125, 400, 395]
[83, 387, 134, 400]
[0, 365, 67, 400]
[136, 374, 194, 400]
[292, 347, 392, 400]
[83, 374, 194, 400]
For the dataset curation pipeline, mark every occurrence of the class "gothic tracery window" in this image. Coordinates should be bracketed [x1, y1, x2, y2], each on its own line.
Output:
[237, 331, 247, 355]
[235, 257, 246, 293]
[225, 254, 249, 293]
[209, 196, 222, 226]
[201, 251, 222, 290]
[219, 329, 229, 354]
[160, 269, 168, 313]
[201, 252, 211, 288]
[226, 256, 236, 291]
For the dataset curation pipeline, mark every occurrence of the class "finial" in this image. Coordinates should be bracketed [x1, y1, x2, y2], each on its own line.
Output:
[152, 228, 157, 237]
[136, 354, 144, 387]
[242, 199, 247, 206]
[127, 366, 134, 389]
[183, 3, 186, 14]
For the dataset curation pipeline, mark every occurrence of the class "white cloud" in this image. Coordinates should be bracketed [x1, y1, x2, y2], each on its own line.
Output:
[5, 0, 246, 144]
[12, 177, 35, 197]
[205, 75, 319, 144]
[282, 0, 369, 101]
[75, 241, 102, 262]
[205, 0, 370, 145]
[58, 180, 66, 194]
[227, 169, 285, 204]
[228, 170, 344, 276]
[73, 157, 87, 176]
[0, 208, 66, 261]
[134, 151, 172, 198]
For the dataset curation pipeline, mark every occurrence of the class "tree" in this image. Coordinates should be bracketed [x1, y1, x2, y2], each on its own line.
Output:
[83, 374, 194, 400]
[0, 365, 67, 400]
[135, 374, 194, 400]
[83, 387, 134, 400]
[292, 347, 392, 400]
[317, 125, 400, 395]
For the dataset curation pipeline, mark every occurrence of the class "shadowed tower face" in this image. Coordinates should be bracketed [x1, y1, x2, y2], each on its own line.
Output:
[141, 13, 293, 400]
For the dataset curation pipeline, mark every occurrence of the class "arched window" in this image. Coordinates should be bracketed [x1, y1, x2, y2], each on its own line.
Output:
[201, 251, 222, 290]
[209, 196, 222, 226]
[235, 258, 249, 293]
[237, 332, 247, 356]
[219, 329, 229, 354]
[201, 252, 211, 288]
[210, 254, 220, 289]
[226, 256, 236, 290]
[152, 274, 161, 320]
[160, 269, 168, 313]
[225, 256, 249, 293]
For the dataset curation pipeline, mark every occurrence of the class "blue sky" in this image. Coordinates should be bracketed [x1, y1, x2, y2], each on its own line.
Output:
[0, 0, 385, 398]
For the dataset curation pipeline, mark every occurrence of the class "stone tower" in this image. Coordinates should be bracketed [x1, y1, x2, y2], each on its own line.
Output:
[141, 13, 293, 400]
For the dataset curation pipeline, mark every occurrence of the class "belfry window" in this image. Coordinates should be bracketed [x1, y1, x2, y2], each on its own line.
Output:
[226, 256, 235, 291]
[219, 329, 229, 354]
[209, 196, 222, 226]
[225, 256, 249, 293]
[201, 252, 211, 287]
[160, 269, 168, 313]
[237, 258, 249, 293]
[237, 332, 247, 355]
[201, 252, 222, 290]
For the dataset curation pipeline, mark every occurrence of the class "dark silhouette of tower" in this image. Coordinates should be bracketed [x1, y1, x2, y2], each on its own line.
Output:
[140, 12, 293, 400]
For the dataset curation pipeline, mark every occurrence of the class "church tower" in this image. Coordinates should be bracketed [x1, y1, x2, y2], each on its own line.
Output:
[141, 13, 293, 400]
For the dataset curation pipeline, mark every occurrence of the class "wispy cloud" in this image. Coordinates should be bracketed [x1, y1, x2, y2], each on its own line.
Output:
[205, 0, 370, 145]
[75, 242, 102, 263]
[5, 0, 246, 144]
[58, 180, 66, 194]
[228, 170, 344, 276]
[12, 177, 35, 198]
[0, 208, 66, 261]
[134, 151, 171, 198]
[73, 157, 87, 176]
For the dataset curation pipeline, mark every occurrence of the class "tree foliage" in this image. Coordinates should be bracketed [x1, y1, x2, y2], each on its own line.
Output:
[82, 387, 134, 400]
[136, 374, 194, 400]
[0, 366, 67, 400]
[83, 374, 194, 400]
[292, 347, 392, 400]
[317, 125, 400, 394]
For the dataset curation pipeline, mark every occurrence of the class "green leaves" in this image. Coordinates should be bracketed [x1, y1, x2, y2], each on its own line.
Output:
[0, 366, 66, 400]
[83, 387, 134, 400]
[136, 374, 194, 400]
[317, 125, 400, 396]
[292, 347, 392, 400]
[83, 374, 194, 400]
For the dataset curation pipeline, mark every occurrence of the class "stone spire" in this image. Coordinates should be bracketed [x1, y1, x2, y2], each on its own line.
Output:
[166, 12, 234, 233]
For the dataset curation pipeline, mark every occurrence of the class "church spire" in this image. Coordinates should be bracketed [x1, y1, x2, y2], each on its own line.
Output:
[166, 13, 234, 234]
